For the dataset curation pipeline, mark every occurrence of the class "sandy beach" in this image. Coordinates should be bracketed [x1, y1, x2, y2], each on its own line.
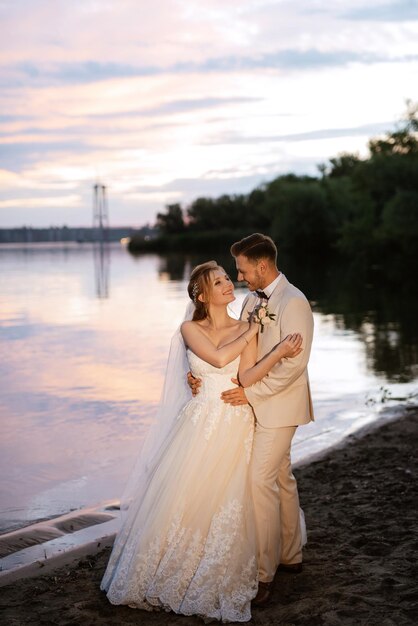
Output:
[1, 407, 417, 625]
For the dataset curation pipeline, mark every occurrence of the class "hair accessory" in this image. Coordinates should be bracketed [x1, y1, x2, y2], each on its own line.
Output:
[192, 282, 199, 302]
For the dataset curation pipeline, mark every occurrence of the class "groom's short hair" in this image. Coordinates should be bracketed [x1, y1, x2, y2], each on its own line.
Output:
[230, 233, 277, 264]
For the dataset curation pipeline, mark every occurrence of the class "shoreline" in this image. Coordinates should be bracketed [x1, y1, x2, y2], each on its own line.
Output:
[0, 405, 417, 624]
[1, 400, 411, 538]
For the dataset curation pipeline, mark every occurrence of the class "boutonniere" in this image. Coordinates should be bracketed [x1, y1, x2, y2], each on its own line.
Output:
[248, 302, 276, 333]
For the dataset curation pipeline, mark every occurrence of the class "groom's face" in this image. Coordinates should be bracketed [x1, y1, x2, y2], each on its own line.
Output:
[235, 255, 263, 292]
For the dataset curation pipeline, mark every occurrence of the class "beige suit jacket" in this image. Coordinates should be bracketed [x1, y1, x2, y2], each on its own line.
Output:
[241, 275, 314, 428]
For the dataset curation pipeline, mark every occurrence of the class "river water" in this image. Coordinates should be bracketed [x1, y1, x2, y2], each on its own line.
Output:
[0, 242, 416, 531]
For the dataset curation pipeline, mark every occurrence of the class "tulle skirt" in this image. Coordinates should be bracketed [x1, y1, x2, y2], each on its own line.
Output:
[101, 395, 258, 623]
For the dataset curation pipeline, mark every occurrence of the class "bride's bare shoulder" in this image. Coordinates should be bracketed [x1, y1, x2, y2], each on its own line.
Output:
[181, 320, 205, 335]
[181, 320, 194, 331]
[181, 320, 205, 328]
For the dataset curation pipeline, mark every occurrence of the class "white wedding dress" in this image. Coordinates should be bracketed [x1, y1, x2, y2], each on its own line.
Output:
[101, 350, 258, 623]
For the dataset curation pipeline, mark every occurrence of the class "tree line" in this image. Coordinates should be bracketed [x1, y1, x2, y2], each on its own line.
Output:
[129, 101, 418, 270]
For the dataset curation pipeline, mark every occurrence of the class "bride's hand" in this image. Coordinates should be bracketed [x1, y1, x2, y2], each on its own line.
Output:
[275, 333, 303, 359]
[247, 317, 259, 337]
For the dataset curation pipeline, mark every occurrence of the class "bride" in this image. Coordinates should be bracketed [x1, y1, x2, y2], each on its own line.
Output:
[101, 260, 302, 622]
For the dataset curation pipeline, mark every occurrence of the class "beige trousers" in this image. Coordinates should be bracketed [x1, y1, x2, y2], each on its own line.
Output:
[250, 422, 302, 582]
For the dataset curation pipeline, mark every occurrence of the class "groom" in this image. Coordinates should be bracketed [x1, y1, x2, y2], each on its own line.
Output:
[222, 233, 314, 605]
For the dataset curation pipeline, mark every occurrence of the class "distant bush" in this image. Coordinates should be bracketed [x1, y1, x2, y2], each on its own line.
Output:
[128, 229, 250, 254]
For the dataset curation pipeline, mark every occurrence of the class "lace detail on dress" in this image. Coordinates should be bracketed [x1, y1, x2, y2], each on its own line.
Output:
[244, 427, 254, 464]
[180, 499, 258, 622]
[106, 499, 257, 622]
[178, 396, 253, 443]
[180, 399, 203, 425]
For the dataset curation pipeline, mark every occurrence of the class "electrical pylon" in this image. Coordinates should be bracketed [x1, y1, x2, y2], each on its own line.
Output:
[93, 183, 109, 242]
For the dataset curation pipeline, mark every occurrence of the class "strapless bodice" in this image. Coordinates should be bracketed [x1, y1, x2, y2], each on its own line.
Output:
[187, 350, 240, 399]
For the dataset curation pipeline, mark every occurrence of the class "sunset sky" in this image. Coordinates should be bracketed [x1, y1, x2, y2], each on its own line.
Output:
[1, 0, 417, 228]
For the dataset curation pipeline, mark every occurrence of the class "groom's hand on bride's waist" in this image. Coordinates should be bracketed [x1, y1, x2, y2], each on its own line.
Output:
[187, 371, 202, 396]
[221, 378, 249, 406]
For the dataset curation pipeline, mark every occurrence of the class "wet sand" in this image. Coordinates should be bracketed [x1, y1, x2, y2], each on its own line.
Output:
[1, 408, 417, 625]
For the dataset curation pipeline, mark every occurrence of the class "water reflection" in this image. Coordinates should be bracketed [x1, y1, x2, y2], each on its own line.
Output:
[157, 255, 189, 281]
[93, 241, 111, 299]
[0, 245, 191, 529]
[285, 259, 418, 384]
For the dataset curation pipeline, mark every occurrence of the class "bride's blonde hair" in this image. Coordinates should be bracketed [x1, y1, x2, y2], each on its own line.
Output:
[187, 260, 222, 321]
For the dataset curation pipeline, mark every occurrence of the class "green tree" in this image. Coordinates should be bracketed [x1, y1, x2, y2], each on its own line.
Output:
[369, 101, 418, 156]
[379, 190, 418, 255]
[267, 179, 336, 256]
[213, 194, 248, 229]
[156, 203, 185, 234]
[330, 101, 418, 260]
[187, 197, 217, 230]
[187, 194, 251, 231]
